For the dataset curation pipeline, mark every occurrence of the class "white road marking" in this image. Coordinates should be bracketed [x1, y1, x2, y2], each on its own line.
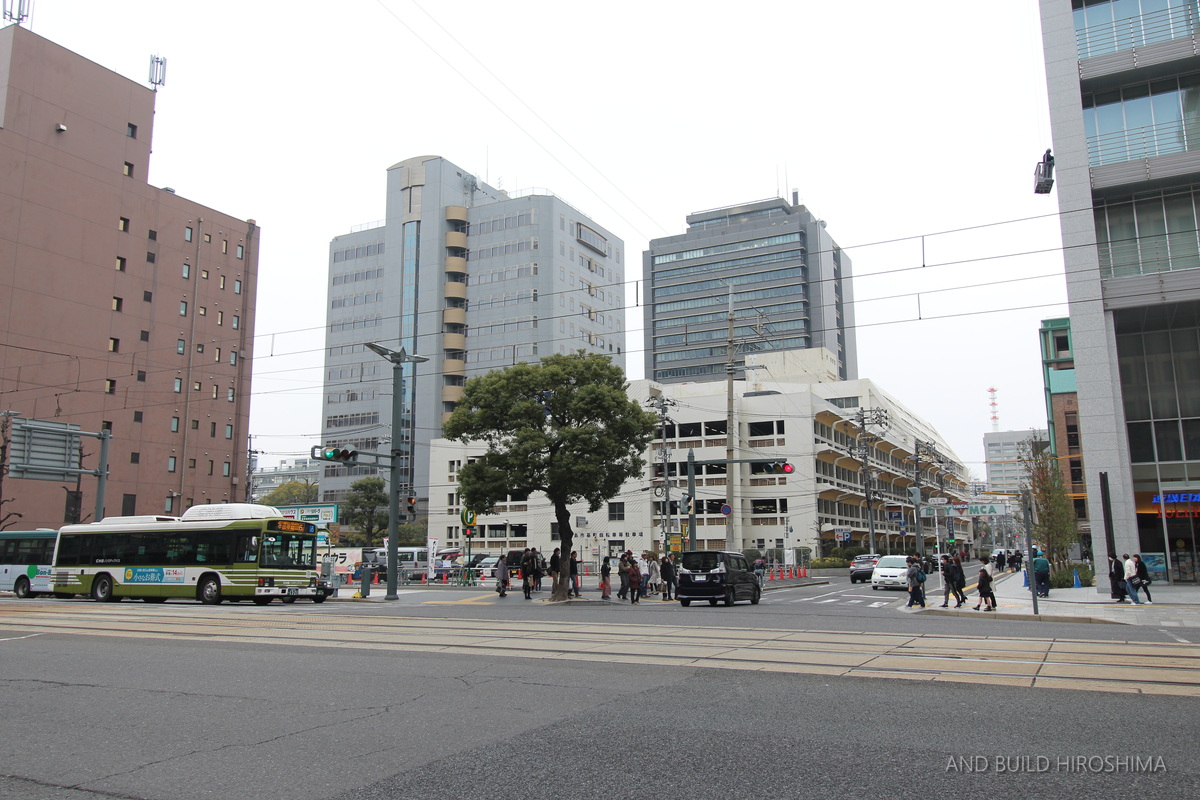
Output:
[1160, 629, 1191, 644]
[0, 633, 43, 642]
[869, 602, 889, 608]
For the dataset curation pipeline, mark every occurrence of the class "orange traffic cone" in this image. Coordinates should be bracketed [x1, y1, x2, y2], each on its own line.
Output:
[768, 569, 775, 581]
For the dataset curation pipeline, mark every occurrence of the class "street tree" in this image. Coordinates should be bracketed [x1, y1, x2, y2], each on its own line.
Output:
[1018, 435, 1078, 567]
[443, 353, 658, 601]
[260, 480, 318, 507]
[340, 477, 389, 546]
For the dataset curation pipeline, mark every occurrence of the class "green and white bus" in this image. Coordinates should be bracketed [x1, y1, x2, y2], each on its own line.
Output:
[0, 530, 57, 598]
[50, 504, 334, 605]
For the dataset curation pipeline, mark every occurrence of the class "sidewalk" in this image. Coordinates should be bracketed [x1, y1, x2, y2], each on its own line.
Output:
[925, 568, 1200, 627]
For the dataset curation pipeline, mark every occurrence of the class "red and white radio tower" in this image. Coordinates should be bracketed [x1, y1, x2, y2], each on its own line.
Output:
[988, 386, 999, 432]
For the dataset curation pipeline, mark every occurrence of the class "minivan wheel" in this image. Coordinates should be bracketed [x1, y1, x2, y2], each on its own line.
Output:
[680, 599, 691, 607]
[724, 588, 735, 607]
[708, 598, 718, 606]
[751, 587, 761, 605]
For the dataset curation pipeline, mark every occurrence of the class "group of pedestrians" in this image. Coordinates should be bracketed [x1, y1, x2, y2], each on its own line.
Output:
[905, 554, 997, 611]
[1108, 553, 1154, 605]
[602, 552, 677, 603]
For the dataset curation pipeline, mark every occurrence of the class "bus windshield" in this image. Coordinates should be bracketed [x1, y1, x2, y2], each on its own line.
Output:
[260, 534, 317, 569]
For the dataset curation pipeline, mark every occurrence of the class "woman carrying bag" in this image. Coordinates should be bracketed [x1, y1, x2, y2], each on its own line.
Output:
[1133, 554, 1154, 605]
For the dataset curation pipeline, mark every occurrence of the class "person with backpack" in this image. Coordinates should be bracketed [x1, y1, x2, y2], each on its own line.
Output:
[905, 556, 926, 608]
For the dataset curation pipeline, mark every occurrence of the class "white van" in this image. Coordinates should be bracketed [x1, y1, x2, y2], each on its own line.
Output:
[363, 547, 429, 579]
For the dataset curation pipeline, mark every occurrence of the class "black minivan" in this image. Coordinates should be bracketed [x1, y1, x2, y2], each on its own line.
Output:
[676, 550, 761, 607]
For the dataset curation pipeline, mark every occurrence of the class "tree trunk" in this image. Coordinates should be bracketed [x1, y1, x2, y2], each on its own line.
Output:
[551, 502, 573, 601]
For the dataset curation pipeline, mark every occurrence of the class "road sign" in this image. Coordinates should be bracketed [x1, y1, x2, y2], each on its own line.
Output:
[461, 508, 477, 527]
[276, 504, 339, 524]
[720, 504, 732, 516]
[928, 497, 949, 505]
[8, 418, 83, 481]
[887, 510, 903, 522]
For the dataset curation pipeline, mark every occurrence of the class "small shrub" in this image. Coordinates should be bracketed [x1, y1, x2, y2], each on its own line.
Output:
[1049, 562, 1095, 588]
[810, 557, 850, 569]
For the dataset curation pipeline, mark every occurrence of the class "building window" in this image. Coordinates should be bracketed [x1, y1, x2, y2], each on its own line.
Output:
[225, 424, 233, 439]
[201, 269, 209, 280]
[219, 276, 226, 290]
[133, 411, 143, 423]
[180, 301, 188, 316]
[214, 347, 221, 362]
[234, 280, 242, 294]
[232, 315, 240, 330]
[143, 290, 152, 302]
[185, 226, 193, 242]
[236, 244, 244, 259]
[173, 378, 182, 393]
[140, 330, 150, 342]
[217, 311, 224, 325]
[108, 338, 119, 352]
[229, 351, 237, 366]
[126, 123, 137, 138]
[115, 256, 126, 271]
[210, 422, 217, 437]
[148, 230, 157, 241]
[608, 502, 625, 521]
[168, 456, 177, 473]
[136, 370, 146, 382]
[188, 459, 196, 469]
[112, 297, 123, 311]
[130, 452, 140, 464]
[101, 420, 113, 431]
[122, 494, 136, 516]
[203, 233, 211, 243]
[123, 162, 134, 177]
[227, 387, 235, 402]
[208, 460, 215, 476]
[146, 252, 156, 263]
[177, 339, 186, 354]
[193, 381, 202, 392]
[171, 416, 180, 432]
[222, 239, 228, 254]
[118, 217, 129, 232]
[212, 385, 219, 399]
[190, 419, 199, 430]
[198, 306, 206, 316]
[105, 379, 116, 394]
[222, 462, 231, 477]
[196, 343, 204, 353]
[182, 263, 190, 278]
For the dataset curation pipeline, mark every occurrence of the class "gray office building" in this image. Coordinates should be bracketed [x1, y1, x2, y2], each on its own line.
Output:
[643, 196, 857, 384]
[1040, 0, 1200, 581]
[320, 155, 626, 509]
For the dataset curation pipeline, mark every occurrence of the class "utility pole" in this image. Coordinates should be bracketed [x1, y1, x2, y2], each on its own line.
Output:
[908, 439, 944, 557]
[852, 408, 889, 554]
[724, 282, 737, 550]
[646, 393, 677, 554]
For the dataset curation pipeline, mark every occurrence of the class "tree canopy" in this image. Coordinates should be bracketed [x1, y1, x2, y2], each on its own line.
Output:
[340, 477, 389, 546]
[443, 353, 658, 600]
[260, 480, 318, 508]
[1019, 436, 1079, 565]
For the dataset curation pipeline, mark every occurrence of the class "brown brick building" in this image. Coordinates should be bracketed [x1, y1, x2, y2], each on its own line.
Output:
[0, 25, 258, 528]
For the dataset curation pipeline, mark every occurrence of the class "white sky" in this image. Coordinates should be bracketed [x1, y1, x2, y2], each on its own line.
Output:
[20, 0, 1067, 477]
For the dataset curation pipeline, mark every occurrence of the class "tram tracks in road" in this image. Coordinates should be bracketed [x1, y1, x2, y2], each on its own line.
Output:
[2, 603, 1200, 696]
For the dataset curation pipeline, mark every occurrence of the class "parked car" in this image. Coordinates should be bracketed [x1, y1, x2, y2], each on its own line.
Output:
[676, 550, 761, 607]
[870, 555, 911, 590]
[474, 556, 500, 579]
[849, 554, 881, 584]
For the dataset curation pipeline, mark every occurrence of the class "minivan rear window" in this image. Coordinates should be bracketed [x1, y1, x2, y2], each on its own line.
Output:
[681, 552, 719, 571]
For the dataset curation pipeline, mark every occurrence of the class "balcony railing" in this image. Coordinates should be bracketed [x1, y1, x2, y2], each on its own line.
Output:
[1087, 117, 1200, 167]
[1076, 3, 1199, 61]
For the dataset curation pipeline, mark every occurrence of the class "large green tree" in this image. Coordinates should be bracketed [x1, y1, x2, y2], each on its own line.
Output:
[260, 480, 318, 507]
[443, 353, 658, 601]
[340, 477, 389, 546]
[1019, 435, 1078, 567]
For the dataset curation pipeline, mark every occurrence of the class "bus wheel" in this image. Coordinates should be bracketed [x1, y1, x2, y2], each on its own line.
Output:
[198, 575, 223, 605]
[252, 596, 272, 606]
[92, 574, 115, 602]
[14, 576, 33, 599]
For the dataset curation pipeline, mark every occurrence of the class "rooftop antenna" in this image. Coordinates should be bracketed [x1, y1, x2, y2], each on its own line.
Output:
[149, 54, 167, 91]
[988, 386, 999, 432]
[2, 0, 31, 24]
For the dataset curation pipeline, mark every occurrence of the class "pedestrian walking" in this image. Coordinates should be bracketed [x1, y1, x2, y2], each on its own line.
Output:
[994, 550, 1007, 574]
[1133, 554, 1154, 605]
[521, 548, 540, 599]
[600, 556, 612, 600]
[938, 555, 961, 608]
[905, 556, 926, 608]
[617, 553, 630, 600]
[569, 550, 581, 597]
[974, 567, 995, 611]
[660, 553, 677, 601]
[1032, 550, 1051, 598]
[1122, 553, 1142, 605]
[646, 555, 660, 596]
[951, 556, 967, 607]
[495, 554, 509, 598]
[1107, 553, 1128, 603]
[628, 559, 643, 604]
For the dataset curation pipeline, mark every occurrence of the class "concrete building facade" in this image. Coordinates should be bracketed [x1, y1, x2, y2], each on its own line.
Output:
[0, 25, 258, 527]
[428, 351, 969, 565]
[320, 155, 625, 512]
[643, 196, 857, 385]
[1040, 316, 1090, 544]
[1040, 0, 1200, 581]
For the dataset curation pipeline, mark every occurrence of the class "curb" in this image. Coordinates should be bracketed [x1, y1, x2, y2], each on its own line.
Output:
[920, 607, 1126, 625]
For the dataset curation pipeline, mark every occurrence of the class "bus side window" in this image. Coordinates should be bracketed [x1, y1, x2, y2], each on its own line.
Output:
[236, 534, 257, 562]
[55, 535, 79, 566]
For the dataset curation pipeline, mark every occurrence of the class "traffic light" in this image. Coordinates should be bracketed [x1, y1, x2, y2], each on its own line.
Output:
[312, 445, 358, 463]
[752, 461, 794, 475]
[406, 496, 417, 520]
[681, 494, 695, 515]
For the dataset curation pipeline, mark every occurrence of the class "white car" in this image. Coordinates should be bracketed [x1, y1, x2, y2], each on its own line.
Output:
[871, 555, 911, 590]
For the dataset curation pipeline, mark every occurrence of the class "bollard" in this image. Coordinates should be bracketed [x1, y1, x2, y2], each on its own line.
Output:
[1023, 568, 1029, 588]
[1073, 568, 1082, 588]
[360, 570, 371, 598]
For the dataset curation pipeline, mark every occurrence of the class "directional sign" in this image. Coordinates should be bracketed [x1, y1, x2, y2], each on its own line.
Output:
[8, 418, 83, 481]
[276, 504, 339, 524]
[461, 508, 477, 527]
[920, 503, 1008, 518]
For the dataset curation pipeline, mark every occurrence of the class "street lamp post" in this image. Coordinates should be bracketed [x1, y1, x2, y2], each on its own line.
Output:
[364, 342, 428, 601]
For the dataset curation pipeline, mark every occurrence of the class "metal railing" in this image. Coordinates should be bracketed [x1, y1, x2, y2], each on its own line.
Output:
[1086, 117, 1200, 167]
[1076, 3, 1199, 61]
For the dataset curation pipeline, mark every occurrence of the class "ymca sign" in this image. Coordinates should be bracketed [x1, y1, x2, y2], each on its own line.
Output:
[920, 502, 1008, 518]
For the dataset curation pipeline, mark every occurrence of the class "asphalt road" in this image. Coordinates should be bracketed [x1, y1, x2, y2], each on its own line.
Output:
[2, 592, 1198, 800]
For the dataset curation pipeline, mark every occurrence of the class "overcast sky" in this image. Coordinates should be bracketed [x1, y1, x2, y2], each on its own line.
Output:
[20, 0, 1066, 477]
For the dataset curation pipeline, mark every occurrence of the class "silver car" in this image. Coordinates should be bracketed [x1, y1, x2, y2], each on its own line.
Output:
[871, 555, 910, 590]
